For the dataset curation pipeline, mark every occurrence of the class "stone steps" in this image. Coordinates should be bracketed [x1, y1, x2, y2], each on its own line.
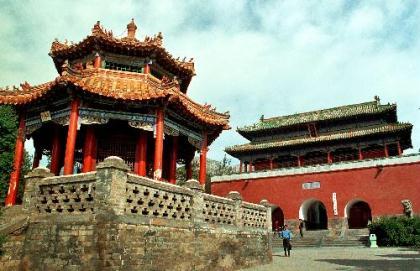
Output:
[271, 229, 369, 248]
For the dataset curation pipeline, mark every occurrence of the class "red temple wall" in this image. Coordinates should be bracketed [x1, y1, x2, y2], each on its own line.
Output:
[212, 161, 420, 220]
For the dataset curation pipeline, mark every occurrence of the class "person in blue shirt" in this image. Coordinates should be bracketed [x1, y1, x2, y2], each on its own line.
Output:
[280, 224, 292, 257]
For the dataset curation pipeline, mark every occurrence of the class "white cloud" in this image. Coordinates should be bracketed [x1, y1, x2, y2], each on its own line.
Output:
[0, 0, 419, 163]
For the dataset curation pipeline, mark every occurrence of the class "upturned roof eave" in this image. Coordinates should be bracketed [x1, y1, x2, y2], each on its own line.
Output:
[237, 104, 397, 135]
[226, 123, 412, 155]
[0, 69, 229, 128]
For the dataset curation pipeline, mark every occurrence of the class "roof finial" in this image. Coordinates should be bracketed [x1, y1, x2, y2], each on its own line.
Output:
[92, 21, 102, 35]
[374, 95, 380, 104]
[127, 18, 137, 39]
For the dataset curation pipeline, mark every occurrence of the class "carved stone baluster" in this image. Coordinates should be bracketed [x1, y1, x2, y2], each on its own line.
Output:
[227, 191, 243, 228]
[23, 168, 54, 214]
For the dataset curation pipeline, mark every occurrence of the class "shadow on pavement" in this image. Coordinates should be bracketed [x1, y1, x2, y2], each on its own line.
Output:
[377, 253, 420, 259]
[315, 258, 420, 271]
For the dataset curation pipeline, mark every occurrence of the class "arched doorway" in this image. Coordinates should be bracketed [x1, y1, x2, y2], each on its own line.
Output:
[271, 207, 284, 231]
[300, 199, 328, 230]
[346, 200, 372, 229]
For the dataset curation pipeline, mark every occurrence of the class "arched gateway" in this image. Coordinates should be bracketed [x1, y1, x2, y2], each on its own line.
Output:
[346, 200, 372, 229]
[300, 199, 328, 230]
[271, 207, 284, 231]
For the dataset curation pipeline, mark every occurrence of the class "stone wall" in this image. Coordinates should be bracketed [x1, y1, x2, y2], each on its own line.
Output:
[0, 156, 271, 271]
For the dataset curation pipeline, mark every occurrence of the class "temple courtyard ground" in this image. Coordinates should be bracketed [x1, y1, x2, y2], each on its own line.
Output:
[242, 247, 420, 271]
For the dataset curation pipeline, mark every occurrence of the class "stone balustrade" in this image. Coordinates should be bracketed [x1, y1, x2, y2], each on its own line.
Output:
[24, 156, 270, 232]
[31, 173, 96, 215]
[2, 156, 272, 271]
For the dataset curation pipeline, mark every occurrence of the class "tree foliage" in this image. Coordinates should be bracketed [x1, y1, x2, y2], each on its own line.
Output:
[176, 154, 236, 192]
[0, 106, 31, 205]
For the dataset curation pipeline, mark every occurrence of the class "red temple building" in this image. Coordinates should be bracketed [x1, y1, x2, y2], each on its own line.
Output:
[0, 20, 229, 206]
[212, 98, 420, 233]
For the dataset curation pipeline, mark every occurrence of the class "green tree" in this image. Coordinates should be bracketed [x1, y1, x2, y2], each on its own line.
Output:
[176, 154, 236, 193]
[0, 106, 31, 205]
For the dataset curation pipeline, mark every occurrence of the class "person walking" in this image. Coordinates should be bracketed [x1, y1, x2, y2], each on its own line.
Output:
[299, 219, 304, 238]
[280, 224, 292, 257]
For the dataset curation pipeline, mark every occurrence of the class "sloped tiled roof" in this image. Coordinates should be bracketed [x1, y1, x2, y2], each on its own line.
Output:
[227, 123, 412, 155]
[49, 21, 195, 78]
[0, 67, 229, 128]
[238, 100, 396, 135]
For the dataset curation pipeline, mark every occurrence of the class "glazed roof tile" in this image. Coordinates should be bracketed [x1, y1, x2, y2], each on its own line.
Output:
[0, 67, 229, 128]
[238, 100, 396, 134]
[49, 21, 195, 75]
[227, 123, 412, 154]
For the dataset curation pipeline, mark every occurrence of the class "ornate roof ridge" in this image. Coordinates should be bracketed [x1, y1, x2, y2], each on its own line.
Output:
[238, 99, 396, 133]
[49, 20, 195, 72]
[227, 122, 412, 153]
[0, 68, 229, 128]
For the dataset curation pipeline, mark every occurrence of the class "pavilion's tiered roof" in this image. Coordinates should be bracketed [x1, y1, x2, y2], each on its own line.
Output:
[227, 123, 412, 155]
[238, 100, 396, 138]
[49, 21, 195, 91]
[0, 67, 230, 129]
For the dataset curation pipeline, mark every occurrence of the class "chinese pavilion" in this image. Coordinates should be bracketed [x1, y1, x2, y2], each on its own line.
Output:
[212, 99, 419, 234]
[226, 97, 412, 172]
[0, 19, 230, 206]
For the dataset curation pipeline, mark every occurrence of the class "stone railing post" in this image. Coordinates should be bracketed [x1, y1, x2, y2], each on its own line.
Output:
[227, 191, 243, 228]
[185, 179, 205, 225]
[260, 199, 273, 260]
[95, 156, 130, 216]
[22, 167, 54, 213]
[260, 199, 272, 231]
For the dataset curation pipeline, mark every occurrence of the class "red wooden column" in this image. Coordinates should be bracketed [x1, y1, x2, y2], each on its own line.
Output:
[384, 144, 389, 157]
[186, 159, 193, 180]
[50, 126, 63, 175]
[5, 112, 26, 206]
[135, 131, 148, 176]
[269, 158, 273, 170]
[153, 108, 164, 180]
[144, 61, 151, 74]
[327, 151, 333, 164]
[94, 53, 101, 68]
[82, 126, 97, 173]
[32, 147, 42, 169]
[249, 160, 253, 172]
[397, 141, 402, 156]
[239, 161, 243, 173]
[63, 98, 80, 175]
[168, 136, 179, 184]
[199, 131, 208, 185]
[297, 155, 303, 167]
[358, 146, 363, 160]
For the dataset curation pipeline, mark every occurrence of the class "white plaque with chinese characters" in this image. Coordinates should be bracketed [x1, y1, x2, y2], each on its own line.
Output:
[40, 111, 52, 122]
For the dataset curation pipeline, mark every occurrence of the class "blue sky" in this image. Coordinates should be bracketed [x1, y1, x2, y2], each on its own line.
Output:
[0, 0, 419, 162]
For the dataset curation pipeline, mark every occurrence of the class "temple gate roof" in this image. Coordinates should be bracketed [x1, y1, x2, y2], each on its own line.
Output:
[226, 122, 412, 155]
[238, 99, 396, 137]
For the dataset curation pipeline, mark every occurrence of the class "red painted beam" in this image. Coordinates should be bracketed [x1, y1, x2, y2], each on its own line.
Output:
[153, 108, 164, 180]
[5, 112, 26, 206]
[50, 126, 63, 175]
[32, 147, 42, 169]
[82, 126, 97, 173]
[199, 131, 208, 185]
[64, 98, 80, 175]
[168, 136, 179, 184]
[135, 131, 148, 176]
[94, 53, 101, 68]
